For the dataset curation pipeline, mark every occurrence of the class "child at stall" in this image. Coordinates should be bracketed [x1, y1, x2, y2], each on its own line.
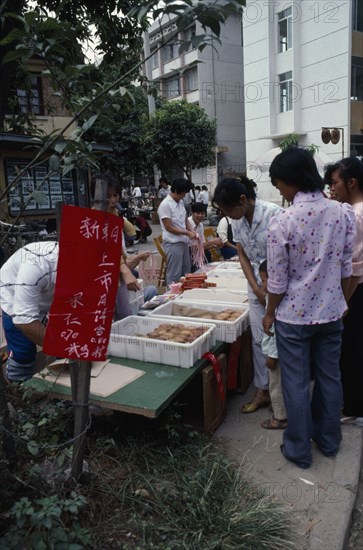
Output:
[188, 202, 223, 271]
[259, 260, 287, 430]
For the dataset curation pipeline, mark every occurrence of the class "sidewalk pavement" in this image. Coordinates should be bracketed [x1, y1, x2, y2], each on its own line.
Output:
[214, 386, 363, 550]
[138, 221, 363, 550]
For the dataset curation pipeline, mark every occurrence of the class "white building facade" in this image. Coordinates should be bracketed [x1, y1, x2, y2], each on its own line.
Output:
[243, 0, 363, 201]
[143, 13, 246, 191]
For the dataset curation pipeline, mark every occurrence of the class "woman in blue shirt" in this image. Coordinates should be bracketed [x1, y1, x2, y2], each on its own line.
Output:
[213, 177, 281, 413]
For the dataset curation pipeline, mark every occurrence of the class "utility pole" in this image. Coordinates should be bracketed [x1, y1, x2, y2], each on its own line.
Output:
[143, 30, 160, 188]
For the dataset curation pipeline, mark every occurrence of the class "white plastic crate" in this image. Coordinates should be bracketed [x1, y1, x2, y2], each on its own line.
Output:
[210, 268, 245, 278]
[214, 262, 242, 270]
[108, 316, 216, 368]
[150, 301, 249, 343]
[179, 288, 248, 304]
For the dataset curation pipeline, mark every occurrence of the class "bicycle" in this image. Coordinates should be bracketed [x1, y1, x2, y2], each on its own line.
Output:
[0, 220, 52, 267]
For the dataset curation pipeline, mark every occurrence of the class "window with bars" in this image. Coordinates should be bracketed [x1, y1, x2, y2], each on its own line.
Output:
[16, 75, 44, 115]
[353, 0, 363, 31]
[163, 41, 179, 63]
[279, 71, 293, 112]
[164, 77, 180, 98]
[351, 57, 363, 100]
[278, 7, 292, 52]
[184, 67, 198, 92]
[184, 26, 196, 51]
[150, 48, 159, 69]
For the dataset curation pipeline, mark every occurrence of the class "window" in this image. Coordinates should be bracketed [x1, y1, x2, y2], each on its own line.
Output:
[184, 67, 198, 92]
[350, 136, 363, 158]
[353, 0, 363, 32]
[184, 26, 196, 51]
[163, 40, 179, 63]
[164, 77, 180, 99]
[16, 75, 44, 115]
[150, 48, 159, 69]
[5, 159, 76, 215]
[278, 7, 292, 52]
[279, 71, 293, 112]
[351, 57, 363, 100]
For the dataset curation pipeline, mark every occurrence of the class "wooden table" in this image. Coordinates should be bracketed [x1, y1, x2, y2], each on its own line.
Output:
[25, 342, 227, 420]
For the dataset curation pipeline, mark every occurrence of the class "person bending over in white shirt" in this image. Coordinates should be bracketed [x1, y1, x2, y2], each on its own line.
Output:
[0, 241, 59, 381]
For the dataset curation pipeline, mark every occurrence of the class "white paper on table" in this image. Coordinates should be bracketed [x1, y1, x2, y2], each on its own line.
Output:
[35, 362, 145, 397]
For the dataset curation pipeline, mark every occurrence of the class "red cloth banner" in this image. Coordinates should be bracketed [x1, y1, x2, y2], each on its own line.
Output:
[43, 205, 123, 361]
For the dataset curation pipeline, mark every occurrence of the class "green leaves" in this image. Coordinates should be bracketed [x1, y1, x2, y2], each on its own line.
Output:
[31, 191, 49, 206]
[143, 99, 217, 177]
[81, 113, 98, 132]
[0, 27, 23, 46]
[27, 440, 40, 456]
[2, 493, 90, 549]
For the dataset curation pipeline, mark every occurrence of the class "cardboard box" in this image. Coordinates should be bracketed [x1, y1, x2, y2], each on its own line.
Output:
[202, 353, 228, 433]
[176, 352, 228, 433]
[237, 327, 254, 394]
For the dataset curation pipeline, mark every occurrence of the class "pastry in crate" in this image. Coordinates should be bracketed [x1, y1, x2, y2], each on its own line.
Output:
[145, 323, 208, 343]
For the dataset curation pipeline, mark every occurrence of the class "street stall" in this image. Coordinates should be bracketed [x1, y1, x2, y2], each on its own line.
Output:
[26, 260, 252, 433]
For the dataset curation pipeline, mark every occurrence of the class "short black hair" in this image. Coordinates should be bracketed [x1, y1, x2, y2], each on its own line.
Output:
[159, 176, 169, 184]
[212, 176, 257, 208]
[191, 202, 207, 213]
[170, 178, 191, 194]
[324, 157, 363, 191]
[269, 147, 324, 192]
[259, 259, 268, 274]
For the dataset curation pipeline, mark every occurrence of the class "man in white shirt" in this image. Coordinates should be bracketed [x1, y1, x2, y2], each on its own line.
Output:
[157, 177, 171, 201]
[216, 215, 238, 259]
[0, 241, 59, 381]
[199, 185, 209, 213]
[132, 186, 142, 198]
[157, 179, 197, 284]
[183, 184, 195, 216]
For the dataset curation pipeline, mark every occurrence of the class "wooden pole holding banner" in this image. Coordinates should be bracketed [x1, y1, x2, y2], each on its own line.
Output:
[70, 179, 108, 481]
[55, 185, 109, 481]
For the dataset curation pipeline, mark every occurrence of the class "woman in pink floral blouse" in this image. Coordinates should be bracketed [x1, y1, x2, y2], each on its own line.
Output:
[263, 148, 355, 469]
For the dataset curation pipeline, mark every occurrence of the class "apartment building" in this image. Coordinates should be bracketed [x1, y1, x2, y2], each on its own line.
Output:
[0, 58, 80, 221]
[143, 12, 246, 188]
[243, 0, 363, 201]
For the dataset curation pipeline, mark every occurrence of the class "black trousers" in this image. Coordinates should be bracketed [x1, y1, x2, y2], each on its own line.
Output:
[340, 283, 363, 417]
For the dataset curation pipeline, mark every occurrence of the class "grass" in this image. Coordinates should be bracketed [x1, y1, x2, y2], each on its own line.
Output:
[82, 415, 293, 549]
[0, 390, 293, 549]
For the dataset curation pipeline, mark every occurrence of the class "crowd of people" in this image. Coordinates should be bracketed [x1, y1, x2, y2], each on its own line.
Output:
[153, 154, 362, 466]
[1, 150, 362, 472]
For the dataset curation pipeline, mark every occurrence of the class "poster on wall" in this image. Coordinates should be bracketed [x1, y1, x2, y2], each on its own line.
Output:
[5, 159, 77, 214]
